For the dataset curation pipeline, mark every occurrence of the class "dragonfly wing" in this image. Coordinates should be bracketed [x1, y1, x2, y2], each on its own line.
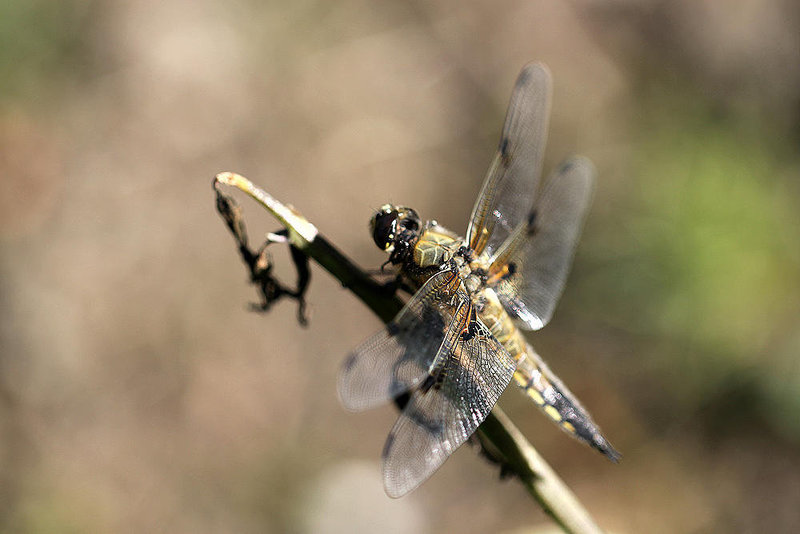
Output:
[492, 156, 595, 330]
[382, 302, 516, 498]
[338, 269, 461, 412]
[466, 62, 552, 257]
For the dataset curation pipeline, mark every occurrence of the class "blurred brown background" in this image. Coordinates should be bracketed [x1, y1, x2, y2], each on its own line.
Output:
[2, 1, 799, 532]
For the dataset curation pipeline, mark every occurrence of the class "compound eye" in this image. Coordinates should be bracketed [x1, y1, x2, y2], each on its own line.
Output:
[371, 210, 398, 250]
[397, 208, 421, 234]
[401, 216, 419, 233]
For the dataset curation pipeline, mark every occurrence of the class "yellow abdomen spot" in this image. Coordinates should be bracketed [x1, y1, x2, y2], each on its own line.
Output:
[527, 389, 545, 406]
[544, 405, 562, 422]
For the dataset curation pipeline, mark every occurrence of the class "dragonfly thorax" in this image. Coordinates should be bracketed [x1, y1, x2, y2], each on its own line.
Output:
[451, 253, 488, 295]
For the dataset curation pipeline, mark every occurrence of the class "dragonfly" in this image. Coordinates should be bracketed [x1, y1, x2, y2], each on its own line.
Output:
[338, 62, 618, 498]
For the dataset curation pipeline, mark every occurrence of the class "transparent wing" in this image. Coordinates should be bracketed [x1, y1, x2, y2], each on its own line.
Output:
[466, 62, 552, 257]
[490, 156, 595, 330]
[381, 302, 516, 498]
[338, 269, 461, 412]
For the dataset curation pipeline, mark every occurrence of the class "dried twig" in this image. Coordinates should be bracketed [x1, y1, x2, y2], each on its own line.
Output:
[213, 171, 605, 534]
[216, 190, 309, 325]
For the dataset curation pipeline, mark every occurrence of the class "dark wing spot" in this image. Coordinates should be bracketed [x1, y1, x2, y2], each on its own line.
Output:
[394, 391, 410, 410]
[499, 137, 512, 167]
[408, 404, 444, 436]
[381, 431, 395, 460]
[499, 136, 510, 155]
[386, 322, 402, 337]
[515, 67, 532, 87]
[526, 210, 538, 236]
[457, 305, 480, 341]
[559, 159, 576, 173]
[419, 374, 436, 393]
[461, 320, 480, 343]
[342, 353, 358, 372]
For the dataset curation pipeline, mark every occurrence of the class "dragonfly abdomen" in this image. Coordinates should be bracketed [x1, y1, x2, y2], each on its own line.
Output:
[476, 287, 620, 462]
[514, 342, 620, 461]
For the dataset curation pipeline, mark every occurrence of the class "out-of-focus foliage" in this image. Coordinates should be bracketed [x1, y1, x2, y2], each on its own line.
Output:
[580, 87, 800, 417]
[1, 1, 799, 533]
[0, 0, 94, 103]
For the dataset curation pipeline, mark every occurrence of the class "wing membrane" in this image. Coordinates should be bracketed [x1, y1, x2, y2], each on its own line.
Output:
[338, 269, 461, 412]
[491, 156, 595, 330]
[381, 304, 516, 498]
[466, 62, 552, 257]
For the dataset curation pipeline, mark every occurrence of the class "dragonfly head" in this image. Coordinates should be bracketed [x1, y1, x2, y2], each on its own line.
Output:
[370, 205, 421, 259]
